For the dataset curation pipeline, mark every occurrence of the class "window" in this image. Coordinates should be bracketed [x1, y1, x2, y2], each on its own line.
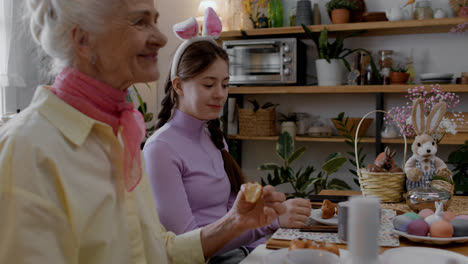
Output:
[0, 2, 9, 116]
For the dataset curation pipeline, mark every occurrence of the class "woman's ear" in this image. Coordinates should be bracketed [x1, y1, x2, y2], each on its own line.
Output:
[172, 77, 184, 97]
[71, 26, 94, 64]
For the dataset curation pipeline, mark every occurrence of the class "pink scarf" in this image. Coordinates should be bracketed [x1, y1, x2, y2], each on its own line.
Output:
[51, 67, 145, 192]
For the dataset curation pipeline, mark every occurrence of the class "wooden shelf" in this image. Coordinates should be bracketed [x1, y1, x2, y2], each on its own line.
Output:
[228, 84, 468, 94]
[227, 135, 376, 143]
[228, 134, 467, 145]
[382, 134, 468, 145]
[220, 17, 468, 40]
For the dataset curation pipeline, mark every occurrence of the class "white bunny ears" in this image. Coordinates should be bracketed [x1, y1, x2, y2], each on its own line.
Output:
[411, 98, 447, 136]
[171, 7, 222, 81]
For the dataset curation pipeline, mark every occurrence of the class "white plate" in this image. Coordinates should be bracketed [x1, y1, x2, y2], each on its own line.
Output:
[420, 73, 454, 79]
[263, 248, 340, 264]
[380, 247, 468, 264]
[393, 229, 468, 245]
[309, 209, 338, 226]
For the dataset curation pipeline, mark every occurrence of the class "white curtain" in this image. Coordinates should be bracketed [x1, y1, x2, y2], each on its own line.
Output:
[0, 0, 25, 116]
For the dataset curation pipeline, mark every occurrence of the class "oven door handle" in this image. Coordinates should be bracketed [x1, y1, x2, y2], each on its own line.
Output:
[224, 41, 279, 48]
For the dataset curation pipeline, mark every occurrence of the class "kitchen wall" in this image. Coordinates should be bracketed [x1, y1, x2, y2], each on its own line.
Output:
[154, 0, 468, 193]
[10, 0, 467, 192]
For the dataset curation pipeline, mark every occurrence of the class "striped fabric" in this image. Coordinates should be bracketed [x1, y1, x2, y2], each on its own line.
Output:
[406, 160, 436, 190]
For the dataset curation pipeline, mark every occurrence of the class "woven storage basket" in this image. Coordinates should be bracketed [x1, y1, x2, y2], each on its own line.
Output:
[355, 110, 407, 203]
[238, 108, 276, 136]
[431, 180, 455, 196]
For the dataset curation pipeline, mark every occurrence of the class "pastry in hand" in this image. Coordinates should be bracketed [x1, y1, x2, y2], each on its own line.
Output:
[321, 199, 336, 219]
[244, 182, 262, 203]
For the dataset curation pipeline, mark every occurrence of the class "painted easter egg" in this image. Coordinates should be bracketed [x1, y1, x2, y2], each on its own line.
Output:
[394, 215, 413, 232]
[442, 211, 457, 222]
[418, 208, 434, 219]
[407, 219, 430, 236]
[450, 219, 468, 237]
[430, 220, 454, 238]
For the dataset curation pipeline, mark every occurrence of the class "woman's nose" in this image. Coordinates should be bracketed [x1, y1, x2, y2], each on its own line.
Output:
[149, 26, 168, 47]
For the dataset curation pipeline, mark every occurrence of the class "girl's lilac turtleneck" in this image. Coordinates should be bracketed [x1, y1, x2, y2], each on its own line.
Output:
[143, 109, 278, 254]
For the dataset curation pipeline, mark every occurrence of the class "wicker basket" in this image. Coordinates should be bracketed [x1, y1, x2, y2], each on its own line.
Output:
[238, 108, 276, 136]
[355, 110, 407, 203]
[431, 180, 455, 196]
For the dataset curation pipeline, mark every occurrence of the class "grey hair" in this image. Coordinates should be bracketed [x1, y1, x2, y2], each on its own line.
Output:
[25, 0, 123, 77]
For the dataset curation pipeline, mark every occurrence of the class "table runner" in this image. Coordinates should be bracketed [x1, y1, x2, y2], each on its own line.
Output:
[270, 209, 400, 247]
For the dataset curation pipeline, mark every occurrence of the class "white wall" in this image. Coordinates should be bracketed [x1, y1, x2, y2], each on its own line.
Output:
[153, 0, 468, 193]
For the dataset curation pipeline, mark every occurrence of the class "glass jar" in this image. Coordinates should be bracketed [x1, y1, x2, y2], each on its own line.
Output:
[378, 50, 393, 85]
[414, 1, 434, 20]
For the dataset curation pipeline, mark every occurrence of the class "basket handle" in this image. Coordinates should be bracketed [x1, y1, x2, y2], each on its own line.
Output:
[355, 110, 407, 179]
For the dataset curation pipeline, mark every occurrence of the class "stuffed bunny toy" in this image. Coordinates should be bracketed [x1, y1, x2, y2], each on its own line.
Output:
[405, 98, 452, 191]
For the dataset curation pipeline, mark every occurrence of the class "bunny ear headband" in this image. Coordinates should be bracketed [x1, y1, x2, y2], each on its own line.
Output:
[171, 7, 222, 81]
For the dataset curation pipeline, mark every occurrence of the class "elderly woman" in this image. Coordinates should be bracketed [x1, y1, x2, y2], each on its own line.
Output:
[0, 0, 286, 263]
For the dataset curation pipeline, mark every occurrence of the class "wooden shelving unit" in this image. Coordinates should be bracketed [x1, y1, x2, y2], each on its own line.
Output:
[227, 135, 376, 143]
[228, 84, 468, 94]
[228, 134, 468, 145]
[219, 17, 468, 40]
[223, 17, 468, 160]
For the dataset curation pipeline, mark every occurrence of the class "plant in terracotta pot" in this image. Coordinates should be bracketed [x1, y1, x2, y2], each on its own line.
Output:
[449, 0, 468, 17]
[279, 112, 298, 138]
[389, 64, 410, 84]
[326, 0, 358, 24]
[301, 25, 381, 86]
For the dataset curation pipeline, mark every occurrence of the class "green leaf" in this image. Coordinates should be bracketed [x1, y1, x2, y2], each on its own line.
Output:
[319, 28, 329, 60]
[132, 85, 146, 114]
[258, 163, 281, 171]
[301, 24, 319, 50]
[322, 156, 347, 174]
[288, 147, 306, 164]
[353, 178, 361, 186]
[144, 112, 153, 122]
[277, 132, 294, 160]
[325, 152, 339, 161]
[327, 178, 351, 189]
[334, 112, 345, 121]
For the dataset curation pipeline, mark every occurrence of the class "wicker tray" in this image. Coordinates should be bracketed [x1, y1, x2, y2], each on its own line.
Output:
[238, 108, 276, 136]
[355, 110, 407, 203]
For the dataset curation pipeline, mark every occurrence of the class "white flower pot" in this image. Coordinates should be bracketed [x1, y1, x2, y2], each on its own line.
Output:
[281, 121, 297, 138]
[316, 59, 344, 86]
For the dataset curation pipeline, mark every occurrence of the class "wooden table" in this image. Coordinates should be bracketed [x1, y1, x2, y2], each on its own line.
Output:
[258, 190, 468, 260]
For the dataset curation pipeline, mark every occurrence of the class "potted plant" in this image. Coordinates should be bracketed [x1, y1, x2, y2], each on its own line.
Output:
[447, 140, 468, 194]
[128, 83, 156, 148]
[331, 112, 370, 187]
[389, 64, 410, 84]
[279, 112, 298, 138]
[301, 25, 381, 86]
[326, 0, 358, 24]
[259, 132, 350, 197]
[449, 0, 468, 17]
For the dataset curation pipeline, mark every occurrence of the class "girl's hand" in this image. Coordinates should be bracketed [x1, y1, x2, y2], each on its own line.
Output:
[231, 184, 286, 230]
[278, 198, 311, 228]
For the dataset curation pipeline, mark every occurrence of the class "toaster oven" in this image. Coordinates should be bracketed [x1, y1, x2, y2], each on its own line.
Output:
[222, 38, 306, 85]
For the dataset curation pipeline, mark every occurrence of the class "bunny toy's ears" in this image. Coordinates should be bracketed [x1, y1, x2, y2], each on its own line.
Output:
[171, 8, 222, 81]
[411, 98, 447, 135]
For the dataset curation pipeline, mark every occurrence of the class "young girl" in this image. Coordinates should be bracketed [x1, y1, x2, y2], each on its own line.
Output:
[143, 21, 310, 262]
